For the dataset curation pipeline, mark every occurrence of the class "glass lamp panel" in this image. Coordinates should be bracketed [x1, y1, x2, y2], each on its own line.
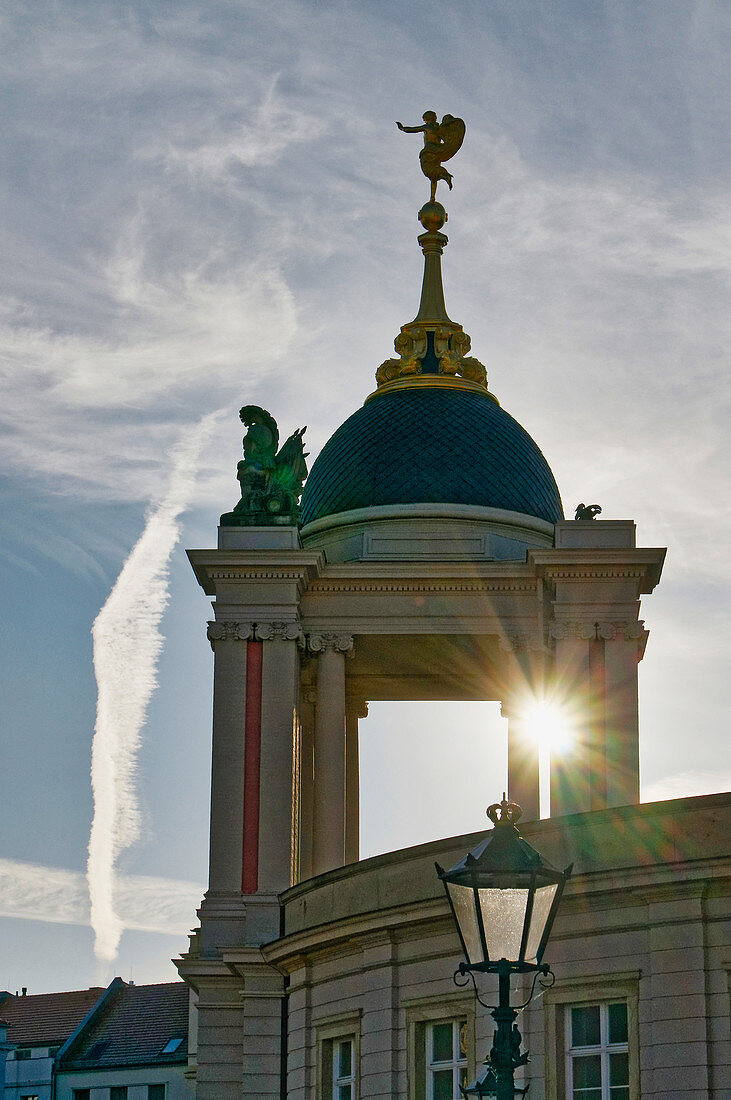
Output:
[523, 883, 558, 962]
[478, 887, 528, 962]
[446, 883, 482, 964]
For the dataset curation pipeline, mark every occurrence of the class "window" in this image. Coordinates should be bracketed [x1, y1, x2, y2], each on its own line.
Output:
[148, 1085, 166, 1100]
[21, 1094, 40, 1099]
[425, 1020, 468, 1099]
[160, 1035, 184, 1054]
[73, 1091, 90, 1100]
[110, 1088, 128, 1100]
[567, 1003, 628, 1100]
[315, 1011, 361, 1100]
[332, 1037, 355, 1099]
[405, 994, 475, 1100]
[543, 971, 639, 1100]
[15, 1049, 32, 1060]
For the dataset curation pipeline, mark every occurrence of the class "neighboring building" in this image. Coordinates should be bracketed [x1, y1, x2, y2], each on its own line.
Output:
[0, 983, 194, 1100]
[0, 986, 105, 1100]
[56, 982, 193, 1100]
[174, 153, 731, 1096]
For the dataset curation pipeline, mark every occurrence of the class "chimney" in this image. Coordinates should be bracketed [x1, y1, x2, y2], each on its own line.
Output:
[21, 989, 27, 997]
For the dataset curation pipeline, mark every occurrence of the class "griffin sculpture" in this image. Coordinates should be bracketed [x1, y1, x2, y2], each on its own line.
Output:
[220, 405, 308, 527]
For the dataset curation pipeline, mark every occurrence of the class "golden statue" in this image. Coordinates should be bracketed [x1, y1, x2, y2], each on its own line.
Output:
[396, 111, 466, 202]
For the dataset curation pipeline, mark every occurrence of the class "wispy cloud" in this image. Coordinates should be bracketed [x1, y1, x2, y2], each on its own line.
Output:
[642, 771, 731, 803]
[0, 857, 203, 936]
[87, 415, 218, 961]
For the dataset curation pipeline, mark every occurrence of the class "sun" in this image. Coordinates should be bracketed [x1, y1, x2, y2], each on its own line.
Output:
[523, 699, 574, 754]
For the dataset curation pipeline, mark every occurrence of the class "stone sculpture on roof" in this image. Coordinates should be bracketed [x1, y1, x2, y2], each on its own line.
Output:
[220, 405, 308, 527]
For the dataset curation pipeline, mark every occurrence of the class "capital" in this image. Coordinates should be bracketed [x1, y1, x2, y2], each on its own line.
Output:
[254, 621, 305, 645]
[207, 620, 254, 646]
[549, 620, 597, 641]
[307, 632, 355, 655]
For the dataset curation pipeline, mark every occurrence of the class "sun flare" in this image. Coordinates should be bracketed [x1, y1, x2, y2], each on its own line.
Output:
[523, 699, 574, 754]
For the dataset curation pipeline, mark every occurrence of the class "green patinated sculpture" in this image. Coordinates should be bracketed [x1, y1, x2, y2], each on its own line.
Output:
[220, 406, 308, 527]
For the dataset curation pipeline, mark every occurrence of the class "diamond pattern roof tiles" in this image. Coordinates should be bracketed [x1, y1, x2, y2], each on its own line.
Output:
[300, 386, 563, 526]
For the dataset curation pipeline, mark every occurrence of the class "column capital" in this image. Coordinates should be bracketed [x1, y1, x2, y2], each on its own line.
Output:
[254, 621, 306, 645]
[307, 632, 355, 655]
[498, 632, 546, 654]
[548, 619, 648, 645]
[346, 695, 369, 719]
[596, 619, 647, 641]
[549, 619, 597, 641]
[207, 620, 254, 646]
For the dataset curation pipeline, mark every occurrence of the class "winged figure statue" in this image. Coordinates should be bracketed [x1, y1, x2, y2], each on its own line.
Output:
[220, 405, 309, 526]
[396, 111, 466, 202]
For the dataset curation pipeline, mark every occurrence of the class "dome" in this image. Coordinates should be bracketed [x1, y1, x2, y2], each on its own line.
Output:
[300, 385, 563, 527]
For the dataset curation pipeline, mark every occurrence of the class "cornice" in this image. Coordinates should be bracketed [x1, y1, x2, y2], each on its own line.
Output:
[187, 548, 324, 596]
[529, 547, 666, 592]
[307, 578, 538, 596]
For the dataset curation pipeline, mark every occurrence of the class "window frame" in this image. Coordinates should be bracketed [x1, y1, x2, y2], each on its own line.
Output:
[404, 992, 476, 1100]
[314, 1010, 362, 1100]
[542, 971, 640, 1100]
[147, 1085, 166, 1100]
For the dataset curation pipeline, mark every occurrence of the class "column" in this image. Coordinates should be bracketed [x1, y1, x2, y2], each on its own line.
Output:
[602, 622, 644, 807]
[206, 620, 252, 894]
[309, 633, 353, 876]
[297, 689, 316, 883]
[506, 713, 540, 822]
[549, 623, 594, 816]
[499, 638, 543, 822]
[256, 621, 304, 894]
[345, 696, 367, 863]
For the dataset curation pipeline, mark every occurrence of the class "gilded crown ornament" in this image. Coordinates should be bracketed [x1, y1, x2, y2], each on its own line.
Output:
[374, 114, 491, 398]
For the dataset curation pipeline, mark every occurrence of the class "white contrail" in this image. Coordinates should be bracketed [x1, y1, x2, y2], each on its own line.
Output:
[0, 857, 204, 935]
[87, 414, 219, 961]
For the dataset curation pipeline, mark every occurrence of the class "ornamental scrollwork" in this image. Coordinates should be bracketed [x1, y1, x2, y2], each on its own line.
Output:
[549, 620, 647, 642]
[307, 633, 355, 655]
[206, 620, 254, 646]
[498, 633, 546, 654]
[254, 621, 306, 645]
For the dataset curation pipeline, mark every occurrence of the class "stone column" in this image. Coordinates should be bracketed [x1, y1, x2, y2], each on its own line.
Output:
[297, 688, 316, 883]
[206, 620, 253, 894]
[309, 633, 353, 876]
[602, 621, 645, 807]
[256, 621, 305, 894]
[500, 636, 543, 822]
[506, 713, 540, 821]
[549, 622, 595, 816]
[345, 696, 367, 863]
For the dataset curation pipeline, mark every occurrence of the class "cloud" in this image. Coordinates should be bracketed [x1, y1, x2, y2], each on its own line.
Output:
[642, 771, 731, 803]
[87, 415, 218, 961]
[0, 857, 203, 936]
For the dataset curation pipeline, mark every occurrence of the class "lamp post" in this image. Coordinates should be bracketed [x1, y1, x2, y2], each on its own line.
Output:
[436, 797, 572, 1099]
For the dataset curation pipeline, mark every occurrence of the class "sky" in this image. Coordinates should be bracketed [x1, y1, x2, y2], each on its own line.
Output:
[1, 0, 729, 993]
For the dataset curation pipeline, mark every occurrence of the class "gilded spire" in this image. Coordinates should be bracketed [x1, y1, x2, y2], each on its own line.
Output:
[374, 114, 493, 400]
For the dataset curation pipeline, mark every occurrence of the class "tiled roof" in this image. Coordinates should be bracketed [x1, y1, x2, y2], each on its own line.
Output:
[0, 988, 105, 1047]
[63, 983, 188, 1068]
[300, 386, 564, 527]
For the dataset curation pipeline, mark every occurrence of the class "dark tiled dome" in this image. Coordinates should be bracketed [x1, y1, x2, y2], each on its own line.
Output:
[300, 386, 563, 526]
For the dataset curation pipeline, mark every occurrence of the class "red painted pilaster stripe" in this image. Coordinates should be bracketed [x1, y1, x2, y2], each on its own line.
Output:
[242, 639, 263, 894]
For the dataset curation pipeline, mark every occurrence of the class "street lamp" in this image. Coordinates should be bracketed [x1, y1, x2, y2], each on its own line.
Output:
[436, 796, 572, 1099]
